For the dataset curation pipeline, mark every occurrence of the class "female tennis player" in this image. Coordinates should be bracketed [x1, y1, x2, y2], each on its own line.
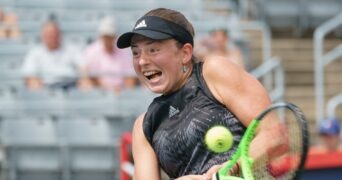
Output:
[117, 8, 284, 180]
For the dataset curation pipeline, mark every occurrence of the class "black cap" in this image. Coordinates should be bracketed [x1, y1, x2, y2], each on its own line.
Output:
[117, 16, 193, 49]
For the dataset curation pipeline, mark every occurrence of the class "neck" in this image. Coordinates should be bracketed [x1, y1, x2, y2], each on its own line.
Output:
[105, 45, 114, 54]
[164, 65, 193, 95]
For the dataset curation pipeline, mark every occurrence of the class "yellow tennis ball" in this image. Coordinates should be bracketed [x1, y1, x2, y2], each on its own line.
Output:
[205, 126, 233, 153]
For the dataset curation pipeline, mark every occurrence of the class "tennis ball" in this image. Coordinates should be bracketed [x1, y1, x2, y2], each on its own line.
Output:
[205, 126, 233, 153]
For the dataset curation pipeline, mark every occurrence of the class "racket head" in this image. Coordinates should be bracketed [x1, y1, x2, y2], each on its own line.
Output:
[251, 102, 309, 180]
[215, 102, 309, 180]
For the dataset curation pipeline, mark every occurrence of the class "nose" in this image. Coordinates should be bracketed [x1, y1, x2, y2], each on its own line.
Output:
[138, 51, 149, 66]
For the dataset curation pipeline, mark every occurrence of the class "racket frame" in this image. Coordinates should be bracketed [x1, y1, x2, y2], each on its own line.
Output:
[215, 102, 309, 180]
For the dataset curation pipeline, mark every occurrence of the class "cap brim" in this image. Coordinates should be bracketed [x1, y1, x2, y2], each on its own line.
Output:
[117, 29, 172, 48]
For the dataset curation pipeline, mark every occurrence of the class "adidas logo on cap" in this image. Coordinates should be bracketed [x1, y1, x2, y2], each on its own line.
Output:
[135, 20, 147, 29]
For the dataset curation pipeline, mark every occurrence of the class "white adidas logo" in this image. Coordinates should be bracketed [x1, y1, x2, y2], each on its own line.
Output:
[169, 105, 180, 118]
[135, 20, 147, 29]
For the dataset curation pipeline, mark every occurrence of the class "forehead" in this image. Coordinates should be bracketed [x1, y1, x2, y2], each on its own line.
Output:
[43, 23, 59, 34]
[211, 30, 227, 37]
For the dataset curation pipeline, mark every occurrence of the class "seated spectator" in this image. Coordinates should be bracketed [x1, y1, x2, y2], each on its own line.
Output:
[79, 16, 137, 93]
[313, 117, 341, 152]
[21, 20, 83, 90]
[0, 7, 20, 39]
[195, 28, 245, 69]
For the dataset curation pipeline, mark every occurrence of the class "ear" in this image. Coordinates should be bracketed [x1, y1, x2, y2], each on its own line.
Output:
[181, 43, 193, 65]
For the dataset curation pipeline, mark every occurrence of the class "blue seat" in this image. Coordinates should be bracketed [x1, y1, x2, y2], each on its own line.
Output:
[1, 117, 62, 180]
[14, 0, 63, 9]
[64, 89, 119, 118]
[0, 43, 29, 57]
[256, 0, 303, 34]
[118, 87, 156, 118]
[57, 117, 118, 180]
[0, 68, 24, 90]
[302, 0, 342, 28]
[15, 88, 66, 117]
[0, 91, 20, 118]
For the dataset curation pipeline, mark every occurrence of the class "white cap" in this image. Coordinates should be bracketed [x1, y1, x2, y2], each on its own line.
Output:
[98, 16, 116, 36]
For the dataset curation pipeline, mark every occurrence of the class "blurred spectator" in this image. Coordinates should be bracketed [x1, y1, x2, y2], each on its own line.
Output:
[313, 117, 341, 152]
[195, 28, 245, 69]
[79, 16, 137, 93]
[21, 20, 83, 90]
[0, 7, 20, 39]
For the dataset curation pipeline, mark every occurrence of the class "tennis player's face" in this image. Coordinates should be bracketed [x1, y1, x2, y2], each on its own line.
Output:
[131, 35, 185, 94]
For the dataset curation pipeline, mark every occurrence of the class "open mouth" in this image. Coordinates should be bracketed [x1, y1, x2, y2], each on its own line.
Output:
[143, 71, 162, 80]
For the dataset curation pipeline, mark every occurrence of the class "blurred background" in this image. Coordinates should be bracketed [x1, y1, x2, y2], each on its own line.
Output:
[0, 0, 341, 179]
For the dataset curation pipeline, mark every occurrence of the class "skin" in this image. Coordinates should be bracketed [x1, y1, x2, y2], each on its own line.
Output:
[102, 35, 115, 54]
[0, 8, 4, 22]
[131, 35, 193, 94]
[209, 30, 244, 69]
[320, 134, 340, 151]
[25, 22, 61, 90]
[131, 35, 283, 180]
[78, 35, 137, 92]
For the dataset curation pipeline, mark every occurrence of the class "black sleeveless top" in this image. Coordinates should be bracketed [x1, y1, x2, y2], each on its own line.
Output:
[143, 62, 246, 178]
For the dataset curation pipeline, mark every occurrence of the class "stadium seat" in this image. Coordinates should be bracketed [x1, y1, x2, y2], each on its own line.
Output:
[118, 87, 156, 118]
[0, 0, 13, 6]
[302, 0, 342, 29]
[0, 67, 24, 90]
[0, 43, 29, 56]
[64, 0, 112, 10]
[256, 0, 303, 35]
[15, 8, 50, 22]
[57, 117, 118, 180]
[1, 117, 62, 180]
[64, 89, 119, 118]
[0, 43, 28, 74]
[15, 88, 66, 118]
[155, 0, 202, 12]
[14, 0, 64, 9]
[0, 90, 20, 118]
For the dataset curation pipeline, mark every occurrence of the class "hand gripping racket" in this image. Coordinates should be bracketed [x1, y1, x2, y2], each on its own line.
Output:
[213, 102, 309, 180]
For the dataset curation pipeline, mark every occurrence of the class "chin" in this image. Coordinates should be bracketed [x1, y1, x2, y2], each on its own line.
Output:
[148, 86, 165, 94]
[145, 84, 167, 94]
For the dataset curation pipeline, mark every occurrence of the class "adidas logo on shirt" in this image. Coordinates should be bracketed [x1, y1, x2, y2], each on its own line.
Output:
[169, 105, 180, 118]
[135, 20, 147, 29]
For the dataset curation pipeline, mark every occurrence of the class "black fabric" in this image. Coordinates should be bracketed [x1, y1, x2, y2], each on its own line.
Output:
[143, 62, 246, 178]
[117, 16, 193, 48]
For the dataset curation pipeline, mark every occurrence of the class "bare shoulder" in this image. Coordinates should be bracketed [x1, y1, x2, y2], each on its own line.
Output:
[133, 113, 146, 134]
[202, 55, 244, 80]
[202, 55, 248, 92]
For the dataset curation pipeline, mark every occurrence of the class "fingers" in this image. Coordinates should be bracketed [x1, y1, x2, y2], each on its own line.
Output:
[175, 174, 210, 180]
[204, 164, 224, 179]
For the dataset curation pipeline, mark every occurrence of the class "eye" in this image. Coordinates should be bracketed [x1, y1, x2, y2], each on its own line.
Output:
[131, 49, 140, 57]
[148, 47, 159, 54]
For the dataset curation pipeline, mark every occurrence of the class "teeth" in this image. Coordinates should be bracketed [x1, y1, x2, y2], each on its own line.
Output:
[143, 71, 159, 77]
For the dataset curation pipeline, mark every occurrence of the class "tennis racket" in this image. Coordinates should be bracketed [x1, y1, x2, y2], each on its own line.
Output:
[213, 102, 309, 180]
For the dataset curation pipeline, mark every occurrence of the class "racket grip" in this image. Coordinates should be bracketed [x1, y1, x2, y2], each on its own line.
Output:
[212, 173, 219, 180]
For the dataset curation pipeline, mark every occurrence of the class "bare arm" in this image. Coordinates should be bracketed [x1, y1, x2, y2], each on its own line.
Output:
[77, 66, 96, 90]
[133, 114, 210, 180]
[132, 114, 160, 180]
[124, 77, 138, 89]
[203, 55, 283, 163]
[25, 77, 43, 90]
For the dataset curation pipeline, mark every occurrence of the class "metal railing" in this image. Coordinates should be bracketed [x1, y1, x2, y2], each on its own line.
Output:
[327, 93, 342, 118]
[234, 21, 273, 92]
[314, 12, 342, 123]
